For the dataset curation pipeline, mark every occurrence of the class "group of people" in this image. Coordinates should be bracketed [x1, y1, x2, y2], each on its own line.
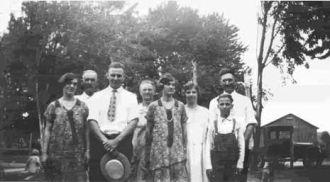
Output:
[41, 61, 257, 182]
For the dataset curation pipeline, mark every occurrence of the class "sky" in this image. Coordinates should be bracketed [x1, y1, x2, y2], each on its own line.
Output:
[1, 0, 330, 132]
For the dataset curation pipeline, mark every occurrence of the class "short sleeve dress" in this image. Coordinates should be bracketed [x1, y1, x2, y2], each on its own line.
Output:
[43, 99, 88, 181]
[145, 99, 189, 182]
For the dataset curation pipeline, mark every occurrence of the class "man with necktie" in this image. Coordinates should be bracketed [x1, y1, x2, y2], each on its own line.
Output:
[87, 62, 139, 181]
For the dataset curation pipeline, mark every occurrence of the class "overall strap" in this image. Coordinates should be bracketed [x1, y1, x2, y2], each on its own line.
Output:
[232, 118, 236, 134]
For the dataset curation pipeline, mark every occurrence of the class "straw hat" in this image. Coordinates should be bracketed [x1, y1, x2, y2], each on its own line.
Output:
[100, 150, 131, 182]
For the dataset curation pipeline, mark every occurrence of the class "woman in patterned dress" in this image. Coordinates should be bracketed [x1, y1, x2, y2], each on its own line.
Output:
[143, 73, 189, 182]
[42, 73, 89, 181]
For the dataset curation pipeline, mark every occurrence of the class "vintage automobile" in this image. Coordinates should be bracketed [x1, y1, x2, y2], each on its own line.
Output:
[257, 125, 327, 168]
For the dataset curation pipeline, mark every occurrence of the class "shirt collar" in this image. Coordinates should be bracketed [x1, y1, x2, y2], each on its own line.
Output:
[219, 115, 234, 122]
[107, 86, 123, 93]
[224, 90, 237, 96]
[81, 92, 89, 98]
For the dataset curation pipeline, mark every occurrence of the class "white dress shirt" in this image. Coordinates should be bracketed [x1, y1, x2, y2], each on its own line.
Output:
[87, 86, 139, 135]
[75, 92, 91, 105]
[205, 115, 245, 169]
[209, 91, 257, 149]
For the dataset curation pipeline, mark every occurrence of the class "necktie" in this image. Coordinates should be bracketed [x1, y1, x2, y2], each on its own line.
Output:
[108, 89, 117, 122]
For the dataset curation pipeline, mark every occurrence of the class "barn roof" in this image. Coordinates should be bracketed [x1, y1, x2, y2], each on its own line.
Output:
[262, 113, 318, 129]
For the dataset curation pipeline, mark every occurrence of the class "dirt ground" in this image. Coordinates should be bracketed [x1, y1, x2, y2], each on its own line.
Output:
[2, 158, 330, 181]
[248, 160, 330, 182]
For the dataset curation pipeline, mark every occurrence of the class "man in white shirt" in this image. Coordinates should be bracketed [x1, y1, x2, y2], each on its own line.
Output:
[75, 70, 98, 104]
[208, 68, 257, 182]
[88, 62, 139, 182]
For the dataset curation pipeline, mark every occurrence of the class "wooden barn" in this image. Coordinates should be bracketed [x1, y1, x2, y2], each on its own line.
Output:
[260, 113, 318, 147]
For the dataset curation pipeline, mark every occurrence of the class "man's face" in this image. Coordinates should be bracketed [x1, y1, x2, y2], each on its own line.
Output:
[163, 81, 176, 96]
[139, 83, 155, 102]
[108, 68, 124, 89]
[82, 73, 97, 94]
[63, 78, 78, 96]
[220, 73, 236, 93]
[218, 97, 233, 117]
[185, 87, 198, 105]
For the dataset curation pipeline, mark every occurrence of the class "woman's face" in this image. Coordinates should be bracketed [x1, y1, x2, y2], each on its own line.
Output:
[163, 81, 176, 96]
[63, 78, 78, 97]
[139, 83, 155, 102]
[185, 87, 198, 105]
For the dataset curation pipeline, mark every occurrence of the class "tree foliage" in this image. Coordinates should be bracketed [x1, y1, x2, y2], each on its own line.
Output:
[258, 1, 330, 74]
[138, 2, 246, 105]
[281, 1, 330, 63]
[0, 1, 246, 137]
[252, 2, 330, 163]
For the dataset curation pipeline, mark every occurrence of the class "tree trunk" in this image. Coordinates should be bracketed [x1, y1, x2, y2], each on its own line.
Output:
[251, 63, 264, 170]
[254, 1, 269, 151]
[252, 3, 269, 169]
[255, 66, 263, 148]
[35, 45, 43, 150]
[36, 81, 43, 147]
[192, 60, 197, 85]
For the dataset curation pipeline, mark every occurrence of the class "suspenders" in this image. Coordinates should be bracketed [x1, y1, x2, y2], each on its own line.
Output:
[211, 117, 239, 163]
[214, 118, 236, 134]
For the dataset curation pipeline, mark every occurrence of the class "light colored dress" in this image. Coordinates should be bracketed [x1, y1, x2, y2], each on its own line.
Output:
[185, 105, 209, 182]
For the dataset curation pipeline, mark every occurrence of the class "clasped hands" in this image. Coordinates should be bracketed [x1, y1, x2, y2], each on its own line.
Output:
[102, 138, 120, 152]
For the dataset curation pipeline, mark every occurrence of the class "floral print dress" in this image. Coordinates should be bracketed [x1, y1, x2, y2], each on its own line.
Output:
[43, 99, 88, 181]
[145, 99, 189, 182]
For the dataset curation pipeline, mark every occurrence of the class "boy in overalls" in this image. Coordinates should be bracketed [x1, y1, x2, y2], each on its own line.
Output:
[205, 94, 245, 182]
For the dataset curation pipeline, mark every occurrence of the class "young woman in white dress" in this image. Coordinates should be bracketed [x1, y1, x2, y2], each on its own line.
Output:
[184, 81, 209, 182]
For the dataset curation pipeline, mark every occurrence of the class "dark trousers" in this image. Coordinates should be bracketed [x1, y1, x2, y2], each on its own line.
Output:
[211, 162, 237, 182]
[89, 133, 133, 182]
[240, 148, 250, 182]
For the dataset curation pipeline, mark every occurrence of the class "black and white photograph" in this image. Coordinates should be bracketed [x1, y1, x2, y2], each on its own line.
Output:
[1, 0, 330, 181]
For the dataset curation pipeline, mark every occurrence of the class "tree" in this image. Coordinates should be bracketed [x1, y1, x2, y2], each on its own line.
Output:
[281, 1, 330, 64]
[139, 2, 246, 106]
[0, 1, 131, 144]
[0, 1, 247, 148]
[254, 1, 330, 166]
